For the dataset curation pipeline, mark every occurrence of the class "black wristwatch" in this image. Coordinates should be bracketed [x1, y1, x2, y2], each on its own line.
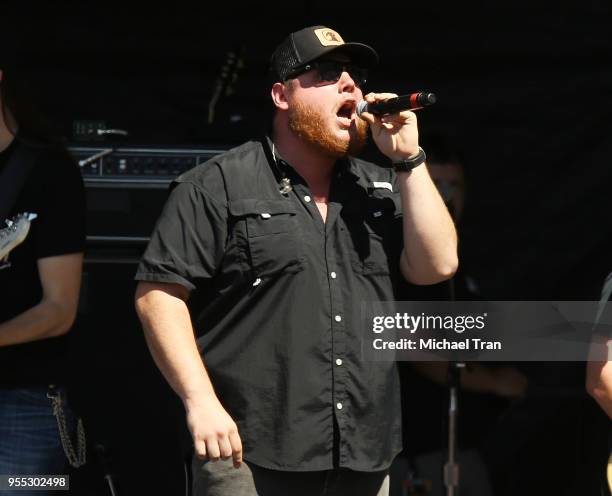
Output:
[391, 147, 426, 172]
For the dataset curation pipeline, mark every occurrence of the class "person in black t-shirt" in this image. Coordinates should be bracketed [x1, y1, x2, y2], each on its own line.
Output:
[0, 63, 86, 484]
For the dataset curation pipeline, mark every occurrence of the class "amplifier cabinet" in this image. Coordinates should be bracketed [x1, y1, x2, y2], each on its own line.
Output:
[69, 145, 227, 263]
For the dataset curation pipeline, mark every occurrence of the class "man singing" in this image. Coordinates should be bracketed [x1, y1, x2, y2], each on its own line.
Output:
[135, 25, 457, 496]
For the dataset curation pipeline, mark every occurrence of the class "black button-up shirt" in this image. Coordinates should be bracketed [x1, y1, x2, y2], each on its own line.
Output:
[136, 137, 404, 471]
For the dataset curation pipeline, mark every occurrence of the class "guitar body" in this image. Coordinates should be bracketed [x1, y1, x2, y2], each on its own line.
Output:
[0, 212, 37, 267]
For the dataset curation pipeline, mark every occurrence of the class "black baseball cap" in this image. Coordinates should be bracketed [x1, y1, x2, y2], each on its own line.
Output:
[270, 25, 379, 82]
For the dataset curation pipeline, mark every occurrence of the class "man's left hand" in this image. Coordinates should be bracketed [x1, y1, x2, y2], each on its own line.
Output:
[358, 92, 420, 162]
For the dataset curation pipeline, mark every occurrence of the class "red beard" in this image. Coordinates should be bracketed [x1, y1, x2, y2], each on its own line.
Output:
[288, 101, 368, 158]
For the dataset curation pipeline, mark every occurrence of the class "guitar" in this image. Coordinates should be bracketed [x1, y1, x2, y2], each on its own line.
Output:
[0, 213, 37, 269]
[207, 45, 245, 125]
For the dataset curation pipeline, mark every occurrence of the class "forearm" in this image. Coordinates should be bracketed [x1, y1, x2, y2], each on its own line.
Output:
[398, 165, 458, 284]
[0, 253, 83, 347]
[135, 283, 243, 465]
[135, 283, 218, 407]
[0, 299, 76, 347]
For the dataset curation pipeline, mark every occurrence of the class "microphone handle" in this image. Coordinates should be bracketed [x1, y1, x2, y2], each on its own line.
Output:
[359, 92, 437, 116]
[370, 94, 417, 115]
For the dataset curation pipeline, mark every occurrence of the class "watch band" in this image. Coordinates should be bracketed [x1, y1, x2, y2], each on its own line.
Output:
[391, 147, 426, 172]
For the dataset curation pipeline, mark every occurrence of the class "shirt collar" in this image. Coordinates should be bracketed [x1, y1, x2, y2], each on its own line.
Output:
[263, 135, 360, 184]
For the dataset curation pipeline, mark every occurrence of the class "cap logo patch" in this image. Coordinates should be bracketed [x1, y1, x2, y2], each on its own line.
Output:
[314, 28, 344, 46]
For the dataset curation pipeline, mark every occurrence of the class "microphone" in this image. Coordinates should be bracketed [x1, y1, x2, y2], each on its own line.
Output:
[356, 92, 437, 117]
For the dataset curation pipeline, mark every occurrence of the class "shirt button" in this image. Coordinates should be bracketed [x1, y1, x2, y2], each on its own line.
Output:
[304, 195, 311, 202]
[334, 315, 342, 322]
[336, 402, 343, 410]
[336, 358, 343, 366]
[330, 271, 337, 279]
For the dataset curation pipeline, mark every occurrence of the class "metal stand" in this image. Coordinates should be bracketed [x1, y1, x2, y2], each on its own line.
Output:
[443, 275, 463, 496]
[443, 360, 465, 496]
[94, 444, 119, 496]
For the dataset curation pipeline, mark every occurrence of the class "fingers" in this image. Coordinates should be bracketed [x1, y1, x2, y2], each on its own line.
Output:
[367, 112, 416, 133]
[360, 92, 397, 123]
[365, 92, 398, 103]
[358, 111, 375, 124]
[205, 438, 222, 461]
[217, 436, 233, 461]
[229, 430, 243, 468]
[381, 110, 416, 125]
[193, 431, 243, 468]
[359, 92, 415, 126]
[194, 438, 207, 460]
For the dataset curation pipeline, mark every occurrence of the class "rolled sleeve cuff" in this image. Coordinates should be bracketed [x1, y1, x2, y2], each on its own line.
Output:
[134, 271, 196, 292]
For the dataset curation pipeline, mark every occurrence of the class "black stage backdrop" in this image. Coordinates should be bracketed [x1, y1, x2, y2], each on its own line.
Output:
[2, 3, 611, 495]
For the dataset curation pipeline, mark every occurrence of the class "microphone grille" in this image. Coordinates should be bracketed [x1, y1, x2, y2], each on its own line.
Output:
[356, 100, 368, 116]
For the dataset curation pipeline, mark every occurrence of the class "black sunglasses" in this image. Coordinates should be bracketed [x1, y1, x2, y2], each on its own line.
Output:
[287, 60, 368, 88]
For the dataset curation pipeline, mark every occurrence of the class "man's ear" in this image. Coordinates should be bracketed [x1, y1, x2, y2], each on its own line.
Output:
[271, 82, 290, 111]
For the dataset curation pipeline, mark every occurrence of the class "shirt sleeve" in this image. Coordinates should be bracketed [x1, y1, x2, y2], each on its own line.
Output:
[134, 180, 228, 292]
[33, 151, 87, 259]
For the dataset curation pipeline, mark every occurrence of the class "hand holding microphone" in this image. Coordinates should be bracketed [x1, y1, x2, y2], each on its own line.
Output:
[357, 92, 435, 162]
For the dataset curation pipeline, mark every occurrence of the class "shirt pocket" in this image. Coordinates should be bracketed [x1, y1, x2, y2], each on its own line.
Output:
[229, 199, 304, 277]
[345, 194, 400, 276]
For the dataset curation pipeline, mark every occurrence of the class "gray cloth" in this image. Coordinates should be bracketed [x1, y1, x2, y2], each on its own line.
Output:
[192, 457, 389, 496]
